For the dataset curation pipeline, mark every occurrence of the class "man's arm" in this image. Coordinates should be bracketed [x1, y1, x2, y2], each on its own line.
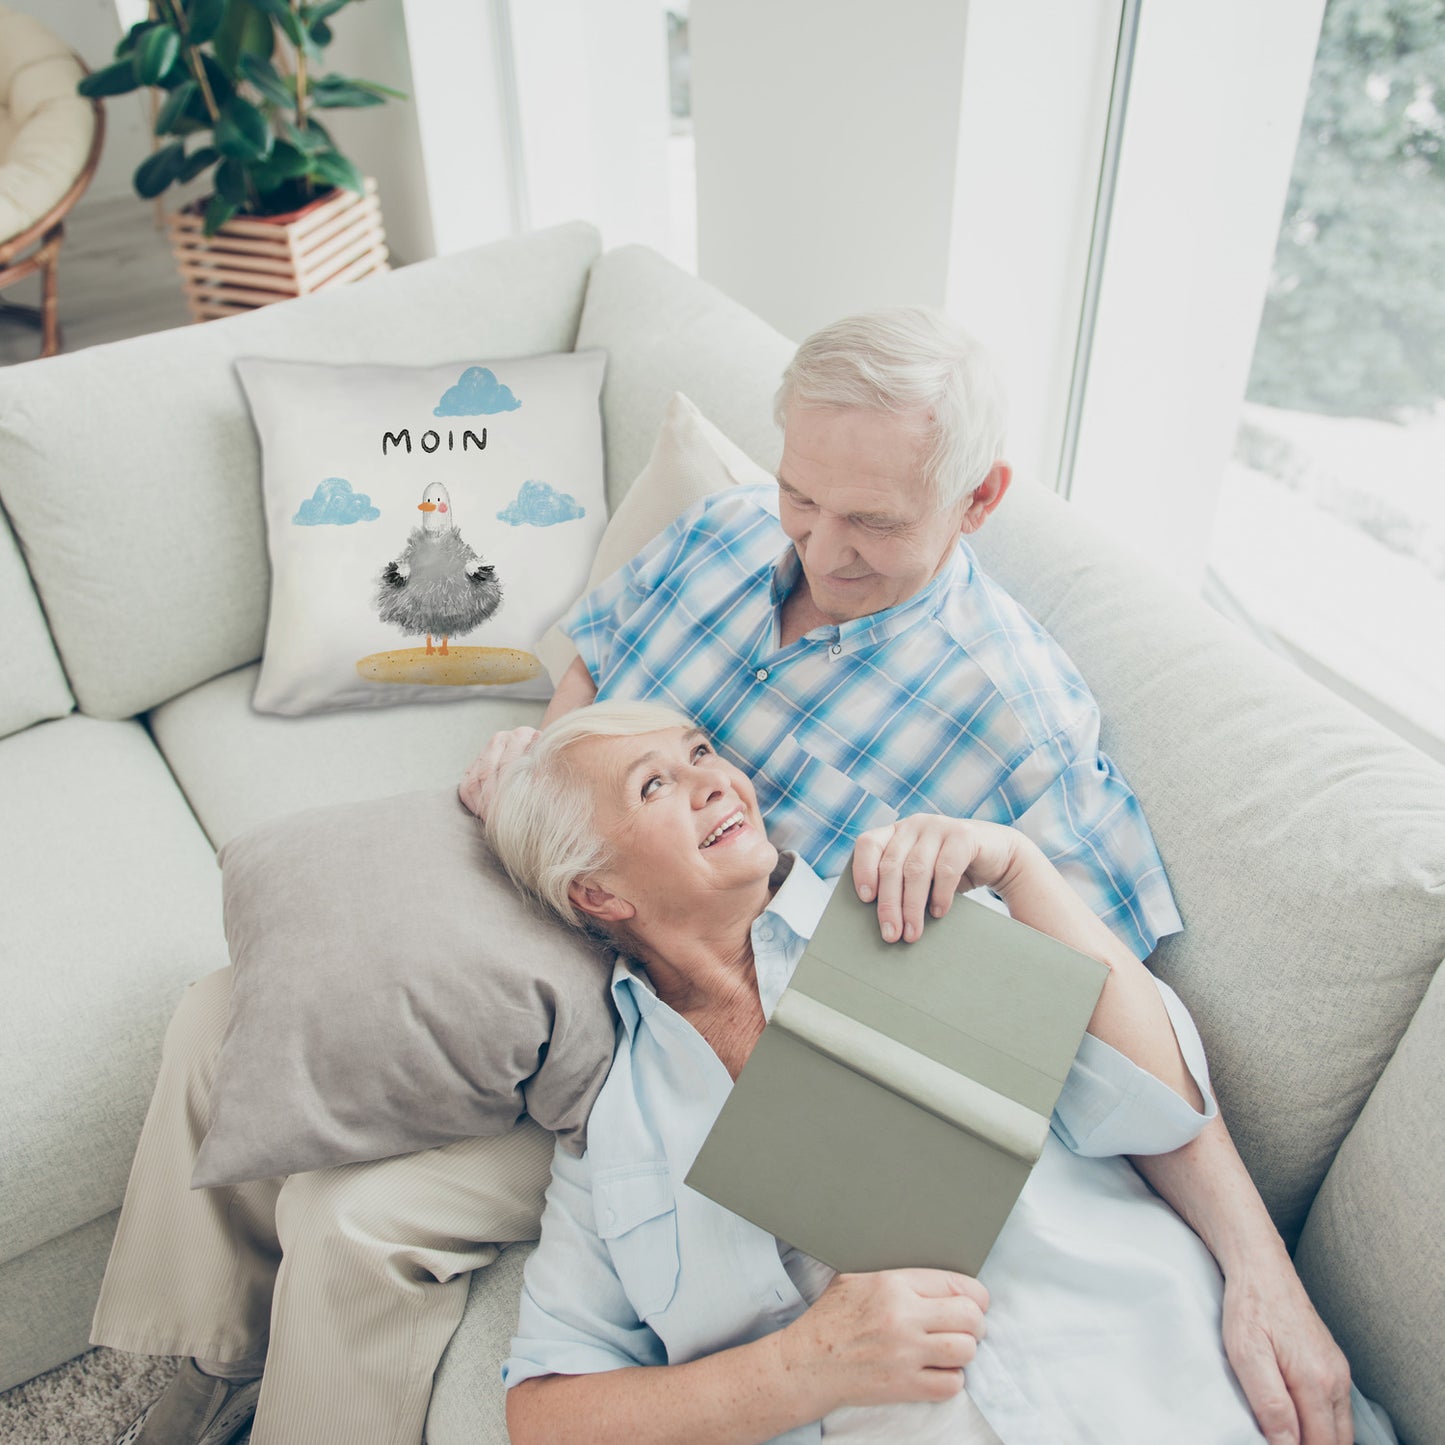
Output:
[1131, 1120, 1353, 1445]
[544, 654, 599, 725]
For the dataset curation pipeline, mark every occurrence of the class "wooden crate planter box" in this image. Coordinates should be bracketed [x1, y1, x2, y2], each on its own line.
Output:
[166, 179, 389, 322]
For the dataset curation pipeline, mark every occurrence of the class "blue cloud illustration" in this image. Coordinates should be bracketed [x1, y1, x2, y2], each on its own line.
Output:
[497, 480, 586, 528]
[292, 477, 380, 527]
[434, 366, 522, 416]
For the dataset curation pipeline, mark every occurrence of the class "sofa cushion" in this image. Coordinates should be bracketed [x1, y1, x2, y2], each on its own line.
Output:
[427, 1241, 535, 1445]
[0, 221, 601, 721]
[967, 479, 1445, 1244]
[148, 663, 543, 849]
[0, 502, 71, 739]
[1295, 958, 1445, 1445]
[576, 245, 794, 510]
[0, 715, 226, 1267]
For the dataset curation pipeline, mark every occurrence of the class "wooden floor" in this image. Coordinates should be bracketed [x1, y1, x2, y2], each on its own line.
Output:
[0, 194, 193, 366]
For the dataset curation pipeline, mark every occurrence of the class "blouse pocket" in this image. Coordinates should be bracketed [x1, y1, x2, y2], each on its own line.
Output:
[593, 1162, 681, 1321]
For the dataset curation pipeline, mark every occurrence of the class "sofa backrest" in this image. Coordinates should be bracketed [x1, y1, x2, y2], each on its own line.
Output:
[576, 245, 795, 510]
[0, 221, 602, 721]
[971, 478, 1445, 1245]
[0, 500, 71, 738]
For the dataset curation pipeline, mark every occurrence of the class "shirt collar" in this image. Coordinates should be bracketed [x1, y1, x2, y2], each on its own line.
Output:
[609, 851, 836, 1037]
[767, 542, 973, 650]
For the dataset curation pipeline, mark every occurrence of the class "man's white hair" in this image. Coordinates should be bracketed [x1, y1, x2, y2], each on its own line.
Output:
[774, 307, 1008, 511]
[487, 700, 696, 931]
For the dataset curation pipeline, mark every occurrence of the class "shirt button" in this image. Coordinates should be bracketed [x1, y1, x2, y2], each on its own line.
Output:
[755, 668, 769, 681]
[756, 924, 773, 943]
[830, 644, 842, 655]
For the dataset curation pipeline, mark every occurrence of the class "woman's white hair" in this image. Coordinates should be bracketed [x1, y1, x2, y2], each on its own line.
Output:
[774, 307, 1007, 511]
[487, 700, 696, 932]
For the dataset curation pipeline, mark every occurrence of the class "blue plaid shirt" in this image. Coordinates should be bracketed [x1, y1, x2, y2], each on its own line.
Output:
[562, 485, 1181, 959]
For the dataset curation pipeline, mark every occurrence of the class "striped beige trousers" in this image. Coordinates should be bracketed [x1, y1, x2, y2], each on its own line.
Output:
[91, 968, 555, 1445]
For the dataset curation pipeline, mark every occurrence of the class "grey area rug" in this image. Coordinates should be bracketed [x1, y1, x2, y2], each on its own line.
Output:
[0, 1350, 219, 1445]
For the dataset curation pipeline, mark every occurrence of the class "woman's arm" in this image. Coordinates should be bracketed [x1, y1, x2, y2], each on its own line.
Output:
[509, 1269, 987, 1445]
[852, 815, 1202, 1108]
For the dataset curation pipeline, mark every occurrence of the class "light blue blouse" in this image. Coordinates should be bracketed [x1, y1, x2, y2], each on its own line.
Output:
[504, 858, 1271, 1443]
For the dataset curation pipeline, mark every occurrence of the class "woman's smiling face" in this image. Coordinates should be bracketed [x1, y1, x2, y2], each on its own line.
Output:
[565, 726, 778, 926]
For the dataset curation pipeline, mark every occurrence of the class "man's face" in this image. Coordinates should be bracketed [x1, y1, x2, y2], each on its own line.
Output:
[776, 405, 972, 623]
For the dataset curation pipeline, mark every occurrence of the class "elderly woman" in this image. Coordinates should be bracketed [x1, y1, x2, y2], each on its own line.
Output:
[485, 701, 1328, 1445]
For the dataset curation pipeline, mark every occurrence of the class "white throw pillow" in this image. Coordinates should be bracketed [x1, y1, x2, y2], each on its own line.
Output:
[535, 391, 776, 683]
[238, 352, 607, 715]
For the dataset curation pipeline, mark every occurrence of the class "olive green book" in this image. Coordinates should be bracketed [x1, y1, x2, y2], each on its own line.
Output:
[684, 887, 1109, 1275]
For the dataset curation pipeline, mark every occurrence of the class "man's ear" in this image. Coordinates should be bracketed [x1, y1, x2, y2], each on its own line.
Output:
[567, 879, 636, 925]
[959, 462, 1012, 536]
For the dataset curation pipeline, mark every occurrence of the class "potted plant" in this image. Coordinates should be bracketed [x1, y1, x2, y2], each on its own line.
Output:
[79, 0, 404, 319]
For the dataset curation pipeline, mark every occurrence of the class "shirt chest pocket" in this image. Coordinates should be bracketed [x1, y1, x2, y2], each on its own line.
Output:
[758, 731, 898, 867]
[593, 1164, 681, 1322]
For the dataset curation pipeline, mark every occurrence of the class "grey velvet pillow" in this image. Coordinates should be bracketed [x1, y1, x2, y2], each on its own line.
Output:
[192, 789, 617, 1188]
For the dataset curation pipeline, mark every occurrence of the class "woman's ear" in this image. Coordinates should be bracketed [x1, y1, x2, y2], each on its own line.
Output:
[567, 879, 636, 924]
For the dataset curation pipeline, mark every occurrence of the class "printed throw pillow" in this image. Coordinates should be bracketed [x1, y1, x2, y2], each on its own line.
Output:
[237, 351, 607, 716]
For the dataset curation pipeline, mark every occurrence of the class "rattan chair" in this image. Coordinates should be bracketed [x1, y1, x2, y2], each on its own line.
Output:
[0, 7, 104, 359]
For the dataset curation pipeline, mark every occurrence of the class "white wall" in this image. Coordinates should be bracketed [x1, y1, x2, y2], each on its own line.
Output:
[946, 0, 1121, 495]
[323, 0, 434, 263]
[509, 0, 671, 253]
[690, 0, 973, 342]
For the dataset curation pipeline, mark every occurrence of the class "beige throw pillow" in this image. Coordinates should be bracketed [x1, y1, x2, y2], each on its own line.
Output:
[193, 789, 618, 1187]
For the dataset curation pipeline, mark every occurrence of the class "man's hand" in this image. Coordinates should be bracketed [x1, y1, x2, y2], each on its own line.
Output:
[851, 815, 1025, 943]
[1221, 1261, 1352, 1445]
[459, 726, 540, 822]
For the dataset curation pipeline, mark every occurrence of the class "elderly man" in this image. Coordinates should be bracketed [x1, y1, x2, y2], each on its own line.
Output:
[95, 310, 1350, 1445]
[463, 309, 1353, 1445]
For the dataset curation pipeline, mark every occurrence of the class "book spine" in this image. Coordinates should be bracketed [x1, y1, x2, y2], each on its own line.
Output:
[771, 990, 1050, 1165]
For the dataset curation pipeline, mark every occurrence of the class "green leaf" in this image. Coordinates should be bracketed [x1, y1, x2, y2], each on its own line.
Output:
[309, 75, 384, 108]
[263, 139, 311, 178]
[79, 59, 143, 98]
[349, 78, 408, 101]
[246, 0, 306, 45]
[309, 148, 363, 194]
[301, 0, 352, 23]
[154, 79, 198, 135]
[133, 142, 186, 199]
[214, 0, 275, 75]
[199, 53, 236, 106]
[115, 20, 156, 59]
[215, 95, 274, 160]
[134, 25, 181, 86]
[186, 0, 227, 47]
[239, 53, 295, 107]
[203, 193, 239, 235]
[215, 156, 249, 205]
[281, 115, 332, 153]
[308, 18, 332, 47]
[178, 145, 220, 182]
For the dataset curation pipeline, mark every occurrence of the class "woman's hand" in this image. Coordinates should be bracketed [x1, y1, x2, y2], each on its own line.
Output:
[779, 1269, 989, 1412]
[458, 726, 540, 821]
[852, 815, 1028, 943]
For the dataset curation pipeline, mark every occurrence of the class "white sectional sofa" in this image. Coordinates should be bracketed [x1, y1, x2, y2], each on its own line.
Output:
[0, 222, 1441, 1444]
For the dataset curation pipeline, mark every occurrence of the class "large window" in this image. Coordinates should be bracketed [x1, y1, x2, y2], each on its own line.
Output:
[1206, 0, 1445, 757]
